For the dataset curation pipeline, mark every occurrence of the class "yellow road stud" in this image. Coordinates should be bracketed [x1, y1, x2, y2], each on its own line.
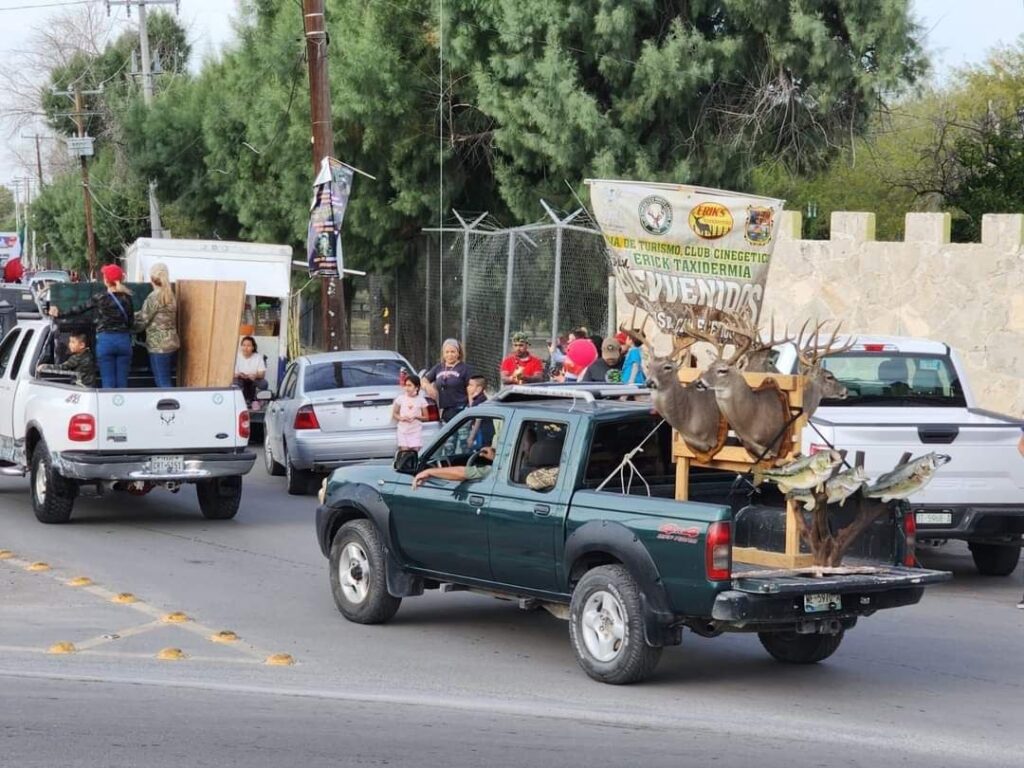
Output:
[0, 550, 13, 559]
[162, 612, 190, 623]
[210, 630, 239, 643]
[112, 592, 138, 604]
[265, 653, 295, 666]
[157, 648, 186, 661]
[66, 576, 92, 587]
[48, 642, 76, 655]
[26, 562, 50, 572]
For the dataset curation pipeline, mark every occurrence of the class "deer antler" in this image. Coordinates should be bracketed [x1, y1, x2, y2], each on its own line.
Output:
[797, 319, 857, 368]
[680, 305, 728, 361]
[713, 311, 756, 366]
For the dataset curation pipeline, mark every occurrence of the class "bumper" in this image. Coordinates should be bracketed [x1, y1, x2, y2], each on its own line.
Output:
[290, 424, 440, 472]
[711, 586, 926, 628]
[912, 503, 1024, 543]
[55, 450, 257, 482]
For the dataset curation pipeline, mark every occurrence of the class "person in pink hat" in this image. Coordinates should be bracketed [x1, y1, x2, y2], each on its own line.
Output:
[49, 263, 135, 388]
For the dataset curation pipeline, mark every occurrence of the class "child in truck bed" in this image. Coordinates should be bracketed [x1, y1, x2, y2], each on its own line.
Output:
[36, 333, 98, 388]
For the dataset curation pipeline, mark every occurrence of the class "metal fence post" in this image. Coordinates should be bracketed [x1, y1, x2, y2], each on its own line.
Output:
[551, 223, 563, 349]
[424, 237, 432, 365]
[502, 230, 515, 354]
[454, 212, 487, 346]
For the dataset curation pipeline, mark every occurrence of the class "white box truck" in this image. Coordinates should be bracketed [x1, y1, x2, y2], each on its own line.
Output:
[124, 237, 293, 394]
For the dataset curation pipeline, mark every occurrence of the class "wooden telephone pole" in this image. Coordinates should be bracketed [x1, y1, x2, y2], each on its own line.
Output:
[303, 0, 348, 351]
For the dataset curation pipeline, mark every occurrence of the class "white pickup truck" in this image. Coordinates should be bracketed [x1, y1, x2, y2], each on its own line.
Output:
[0, 319, 257, 523]
[775, 335, 1024, 576]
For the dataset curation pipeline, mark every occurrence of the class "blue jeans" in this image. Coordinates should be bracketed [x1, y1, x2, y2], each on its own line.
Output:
[149, 351, 175, 388]
[96, 332, 132, 389]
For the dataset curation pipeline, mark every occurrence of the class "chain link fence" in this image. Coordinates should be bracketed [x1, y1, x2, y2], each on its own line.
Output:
[300, 203, 613, 384]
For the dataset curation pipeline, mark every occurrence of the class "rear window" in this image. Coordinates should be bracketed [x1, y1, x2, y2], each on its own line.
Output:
[821, 353, 966, 407]
[304, 358, 406, 393]
[584, 417, 673, 487]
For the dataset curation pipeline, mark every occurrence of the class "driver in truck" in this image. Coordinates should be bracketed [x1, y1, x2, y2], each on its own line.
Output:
[412, 446, 495, 489]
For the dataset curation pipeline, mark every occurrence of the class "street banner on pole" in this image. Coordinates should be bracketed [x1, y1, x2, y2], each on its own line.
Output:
[307, 157, 355, 278]
[587, 180, 784, 334]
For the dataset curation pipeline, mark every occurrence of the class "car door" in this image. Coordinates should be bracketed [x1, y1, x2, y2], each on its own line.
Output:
[486, 417, 572, 593]
[388, 412, 505, 580]
[0, 328, 24, 449]
[267, 362, 298, 460]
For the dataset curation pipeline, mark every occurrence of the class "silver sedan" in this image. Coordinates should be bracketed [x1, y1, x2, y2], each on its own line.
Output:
[263, 350, 440, 494]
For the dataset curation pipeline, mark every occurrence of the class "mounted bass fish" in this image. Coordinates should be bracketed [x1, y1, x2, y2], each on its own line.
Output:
[864, 453, 952, 502]
[788, 465, 869, 511]
[752, 450, 843, 494]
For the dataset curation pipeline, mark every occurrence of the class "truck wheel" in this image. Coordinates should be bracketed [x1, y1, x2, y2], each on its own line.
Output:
[969, 542, 1021, 576]
[285, 446, 312, 495]
[196, 476, 242, 520]
[758, 630, 844, 664]
[263, 442, 285, 477]
[568, 565, 662, 685]
[30, 439, 76, 524]
[329, 519, 401, 624]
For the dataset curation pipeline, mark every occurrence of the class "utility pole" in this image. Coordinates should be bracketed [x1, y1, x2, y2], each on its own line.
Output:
[19, 133, 48, 187]
[107, 0, 178, 239]
[52, 86, 101, 276]
[303, 0, 347, 351]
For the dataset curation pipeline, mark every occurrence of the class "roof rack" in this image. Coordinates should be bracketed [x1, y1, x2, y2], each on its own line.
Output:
[492, 383, 650, 403]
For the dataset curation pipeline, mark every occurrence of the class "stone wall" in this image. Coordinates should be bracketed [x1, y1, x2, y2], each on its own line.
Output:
[621, 211, 1024, 416]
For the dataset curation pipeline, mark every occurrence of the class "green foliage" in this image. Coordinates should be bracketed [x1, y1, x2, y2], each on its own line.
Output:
[0, 186, 15, 231]
[946, 127, 1024, 242]
[447, 0, 926, 219]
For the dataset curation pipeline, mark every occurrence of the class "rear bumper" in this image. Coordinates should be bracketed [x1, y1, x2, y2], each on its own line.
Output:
[290, 424, 440, 472]
[912, 503, 1024, 544]
[55, 450, 257, 482]
[711, 586, 925, 628]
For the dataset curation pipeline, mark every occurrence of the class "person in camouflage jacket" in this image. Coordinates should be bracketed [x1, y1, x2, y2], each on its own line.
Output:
[36, 333, 98, 388]
[134, 262, 179, 388]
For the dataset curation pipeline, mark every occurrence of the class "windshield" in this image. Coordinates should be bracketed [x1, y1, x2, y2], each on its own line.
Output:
[304, 358, 407, 393]
[821, 353, 966, 407]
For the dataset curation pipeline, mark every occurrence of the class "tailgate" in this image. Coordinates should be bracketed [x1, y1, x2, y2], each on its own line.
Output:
[809, 409, 1024, 505]
[96, 389, 243, 451]
[311, 387, 400, 433]
[730, 564, 951, 596]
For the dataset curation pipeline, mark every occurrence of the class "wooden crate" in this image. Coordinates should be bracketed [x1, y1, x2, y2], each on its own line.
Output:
[177, 280, 247, 388]
[672, 368, 814, 568]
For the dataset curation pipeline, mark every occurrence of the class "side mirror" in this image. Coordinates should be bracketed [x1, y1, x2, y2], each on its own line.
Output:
[394, 450, 419, 473]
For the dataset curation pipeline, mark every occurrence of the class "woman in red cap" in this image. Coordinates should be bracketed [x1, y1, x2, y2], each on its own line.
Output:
[49, 263, 135, 388]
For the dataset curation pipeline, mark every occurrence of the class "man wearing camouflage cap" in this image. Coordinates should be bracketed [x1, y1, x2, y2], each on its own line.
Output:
[500, 331, 545, 386]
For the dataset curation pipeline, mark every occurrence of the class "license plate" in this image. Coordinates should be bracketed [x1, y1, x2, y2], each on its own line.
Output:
[151, 455, 185, 474]
[804, 593, 841, 613]
[916, 512, 952, 525]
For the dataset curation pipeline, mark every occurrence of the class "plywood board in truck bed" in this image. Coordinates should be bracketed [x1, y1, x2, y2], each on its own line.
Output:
[177, 280, 246, 388]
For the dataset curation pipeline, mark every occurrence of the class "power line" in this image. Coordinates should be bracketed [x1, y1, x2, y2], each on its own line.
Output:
[0, 1, 93, 11]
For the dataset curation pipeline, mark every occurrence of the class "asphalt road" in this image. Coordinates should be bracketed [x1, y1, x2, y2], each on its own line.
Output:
[1, 454, 1022, 767]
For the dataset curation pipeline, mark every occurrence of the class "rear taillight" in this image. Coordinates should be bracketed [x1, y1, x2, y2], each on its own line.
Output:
[809, 443, 829, 455]
[861, 343, 887, 352]
[705, 521, 732, 581]
[238, 410, 251, 439]
[423, 403, 440, 423]
[68, 413, 95, 442]
[902, 510, 917, 567]
[294, 405, 320, 430]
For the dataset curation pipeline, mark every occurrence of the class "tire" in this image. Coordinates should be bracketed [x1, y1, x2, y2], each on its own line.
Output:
[758, 630, 844, 664]
[285, 445, 312, 495]
[969, 542, 1021, 576]
[568, 565, 662, 685]
[196, 476, 242, 520]
[329, 519, 401, 624]
[263, 440, 285, 477]
[30, 439, 76, 524]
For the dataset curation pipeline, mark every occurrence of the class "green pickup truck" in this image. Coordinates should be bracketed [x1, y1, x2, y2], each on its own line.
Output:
[314, 385, 950, 684]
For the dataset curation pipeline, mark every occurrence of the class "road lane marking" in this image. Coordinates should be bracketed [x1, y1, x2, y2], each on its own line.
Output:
[0, 553, 297, 665]
[72, 620, 165, 651]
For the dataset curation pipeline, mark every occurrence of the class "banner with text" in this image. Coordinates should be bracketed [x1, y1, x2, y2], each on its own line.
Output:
[587, 180, 784, 335]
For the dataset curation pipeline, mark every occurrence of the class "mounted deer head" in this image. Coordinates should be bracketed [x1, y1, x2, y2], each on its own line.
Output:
[741, 315, 797, 373]
[696, 316, 792, 459]
[796, 320, 857, 418]
[645, 337, 724, 459]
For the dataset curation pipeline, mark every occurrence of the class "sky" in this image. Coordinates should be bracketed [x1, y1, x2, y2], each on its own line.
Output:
[1, 0, 1022, 190]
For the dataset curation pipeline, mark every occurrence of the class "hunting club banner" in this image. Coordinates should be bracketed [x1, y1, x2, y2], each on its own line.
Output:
[587, 180, 784, 334]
